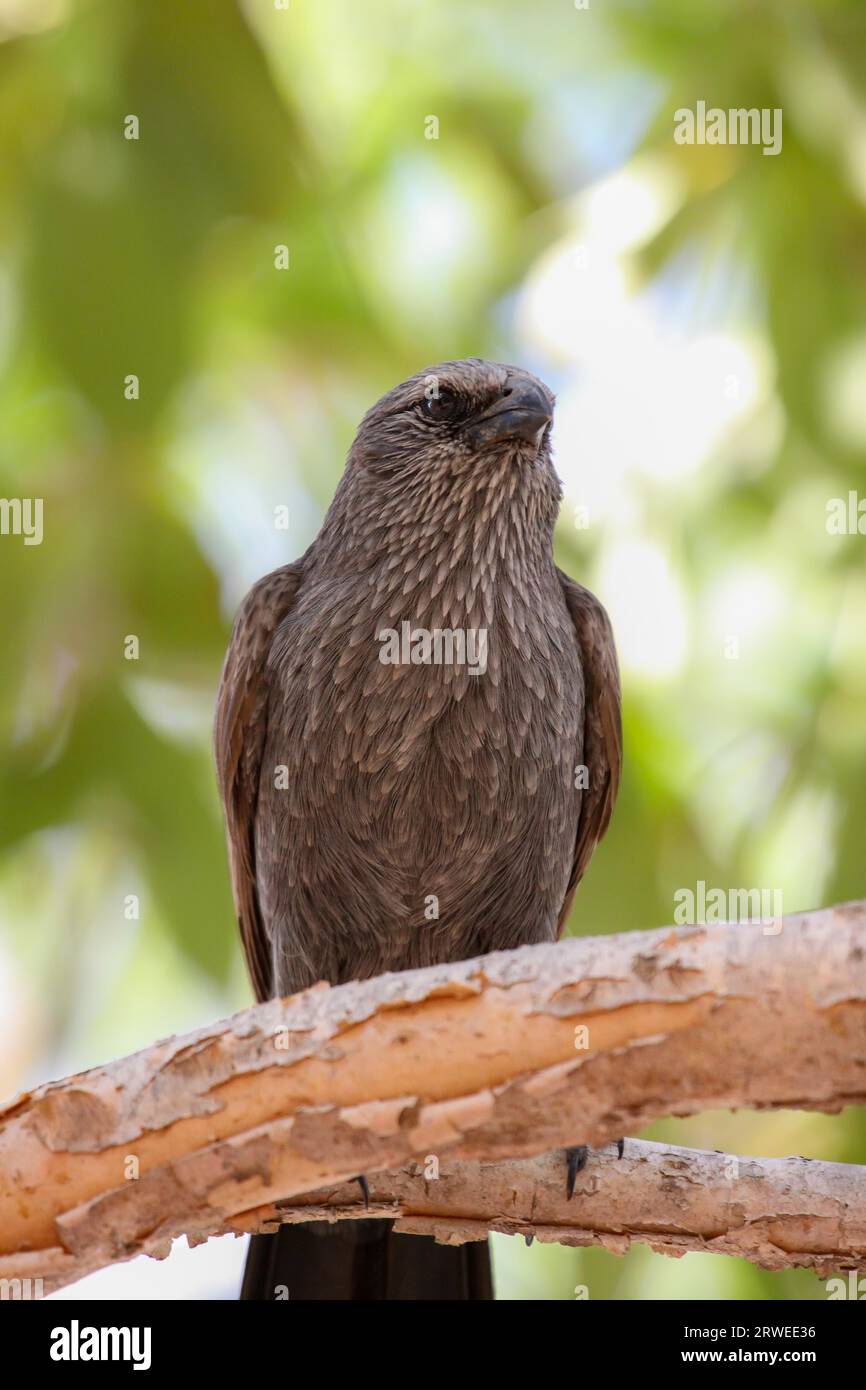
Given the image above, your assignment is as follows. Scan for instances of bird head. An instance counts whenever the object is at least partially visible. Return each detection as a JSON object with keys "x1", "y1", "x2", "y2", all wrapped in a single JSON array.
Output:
[{"x1": 349, "y1": 358, "x2": 555, "y2": 482}]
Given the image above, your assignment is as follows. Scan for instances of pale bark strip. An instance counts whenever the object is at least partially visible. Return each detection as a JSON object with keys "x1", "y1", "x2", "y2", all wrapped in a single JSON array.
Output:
[
  {"x1": 231, "y1": 1139, "x2": 866, "y2": 1279},
  {"x1": 0, "y1": 901, "x2": 864, "y2": 1294}
]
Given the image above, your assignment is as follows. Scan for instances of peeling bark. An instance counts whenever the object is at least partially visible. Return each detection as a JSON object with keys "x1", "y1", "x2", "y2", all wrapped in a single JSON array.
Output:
[
  {"x1": 1, "y1": 902, "x2": 864, "y2": 1294},
  {"x1": 233, "y1": 1139, "x2": 866, "y2": 1279}
]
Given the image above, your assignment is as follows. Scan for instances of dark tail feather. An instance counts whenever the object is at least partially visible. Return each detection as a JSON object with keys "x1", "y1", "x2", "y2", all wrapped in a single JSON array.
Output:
[{"x1": 240, "y1": 1220, "x2": 493, "y2": 1300}]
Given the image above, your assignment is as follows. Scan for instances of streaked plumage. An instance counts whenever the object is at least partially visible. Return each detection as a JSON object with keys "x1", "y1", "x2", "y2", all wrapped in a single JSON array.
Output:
[{"x1": 216, "y1": 358, "x2": 621, "y2": 1002}]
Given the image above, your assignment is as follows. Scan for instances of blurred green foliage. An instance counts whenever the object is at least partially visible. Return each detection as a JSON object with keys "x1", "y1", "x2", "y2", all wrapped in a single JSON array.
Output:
[{"x1": 0, "y1": 0, "x2": 864, "y2": 1299}]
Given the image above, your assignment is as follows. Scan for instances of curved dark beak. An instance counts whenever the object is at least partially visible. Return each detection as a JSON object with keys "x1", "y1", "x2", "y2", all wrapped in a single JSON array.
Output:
[{"x1": 466, "y1": 373, "x2": 553, "y2": 448}]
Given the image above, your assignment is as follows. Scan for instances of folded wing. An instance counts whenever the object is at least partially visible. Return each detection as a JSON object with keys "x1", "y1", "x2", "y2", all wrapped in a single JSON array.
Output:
[
  {"x1": 214, "y1": 563, "x2": 304, "y2": 1001},
  {"x1": 556, "y1": 570, "x2": 622, "y2": 934}
]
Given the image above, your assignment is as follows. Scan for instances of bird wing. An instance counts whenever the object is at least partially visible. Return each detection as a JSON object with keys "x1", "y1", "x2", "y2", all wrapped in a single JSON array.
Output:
[
  {"x1": 214, "y1": 562, "x2": 304, "y2": 1001},
  {"x1": 555, "y1": 569, "x2": 623, "y2": 935}
]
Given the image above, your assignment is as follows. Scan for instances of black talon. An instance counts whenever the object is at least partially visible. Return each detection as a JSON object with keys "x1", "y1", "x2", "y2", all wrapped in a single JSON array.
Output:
[
  {"x1": 524, "y1": 1234, "x2": 534, "y2": 1248},
  {"x1": 616, "y1": 1137, "x2": 625, "y2": 1160},
  {"x1": 354, "y1": 1174, "x2": 370, "y2": 1207},
  {"x1": 565, "y1": 1145, "x2": 589, "y2": 1201}
]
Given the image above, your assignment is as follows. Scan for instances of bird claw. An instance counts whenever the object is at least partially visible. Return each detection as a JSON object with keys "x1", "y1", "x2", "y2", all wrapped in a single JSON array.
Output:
[
  {"x1": 565, "y1": 1139, "x2": 625, "y2": 1198},
  {"x1": 565, "y1": 1145, "x2": 589, "y2": 1200},
  {"x1": 354, "y1": 1174, "x2": 370, "y2": 1207}
]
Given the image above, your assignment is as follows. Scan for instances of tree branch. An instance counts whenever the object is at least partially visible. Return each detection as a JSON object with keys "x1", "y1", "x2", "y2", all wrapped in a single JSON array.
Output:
[
  {"x1": 229, "y1": 1139, "x2": 866, "y2": 1278},
  {"x1": 1, "y1": 901, "x2": 864, "y2": 1293}
]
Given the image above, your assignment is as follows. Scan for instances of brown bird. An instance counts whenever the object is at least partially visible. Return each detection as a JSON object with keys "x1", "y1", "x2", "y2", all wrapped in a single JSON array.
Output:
[{"x1": 214, "y1": 358, "x2": 622, "y2": 1299}]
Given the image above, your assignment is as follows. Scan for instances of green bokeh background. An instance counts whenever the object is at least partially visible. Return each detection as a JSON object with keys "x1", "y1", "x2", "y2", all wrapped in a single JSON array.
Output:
[{"x1": 0, "y1": 0, "x2": 864, "y2": 1299}]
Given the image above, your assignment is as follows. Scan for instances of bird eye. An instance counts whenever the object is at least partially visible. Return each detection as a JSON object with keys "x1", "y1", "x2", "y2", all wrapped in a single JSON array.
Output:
[{"x1": 419, "y1": 386, "x2": 460, "y2": 422}]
